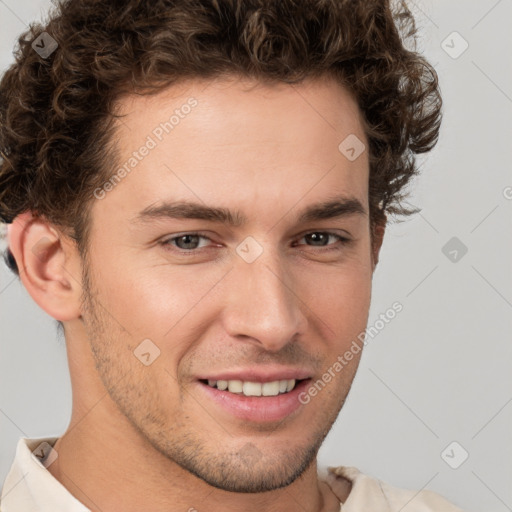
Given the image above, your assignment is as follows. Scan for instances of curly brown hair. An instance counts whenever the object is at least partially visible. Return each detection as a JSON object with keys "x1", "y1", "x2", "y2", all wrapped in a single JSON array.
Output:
[{"x1": 0, "y1": 0, "x2": 442, "y2": 276}]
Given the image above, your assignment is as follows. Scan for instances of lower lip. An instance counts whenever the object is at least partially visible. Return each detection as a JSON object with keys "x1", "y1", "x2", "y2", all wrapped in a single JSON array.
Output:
[{"x1": 196, "y1": 379, "x2": 311, "y2": 423}]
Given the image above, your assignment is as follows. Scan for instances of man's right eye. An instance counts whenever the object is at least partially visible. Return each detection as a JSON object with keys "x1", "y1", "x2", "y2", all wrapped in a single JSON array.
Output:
[{"x1": 160, "y1": 232, "x2": 215, "y2": 252}]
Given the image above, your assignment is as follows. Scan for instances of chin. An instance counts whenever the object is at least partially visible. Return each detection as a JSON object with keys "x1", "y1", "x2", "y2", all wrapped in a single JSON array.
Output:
[
  {"x1": 161, "y1": 435, "x2": 323, "y2": 494},
  {"x1": 188, "y1": 456, "x2": 314, "y2": 493}
]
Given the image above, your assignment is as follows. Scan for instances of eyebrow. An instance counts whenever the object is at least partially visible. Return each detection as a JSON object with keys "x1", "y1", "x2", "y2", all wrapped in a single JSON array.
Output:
[{"x1": 133, "y1": 194, "x2": 367, "y2": 227}]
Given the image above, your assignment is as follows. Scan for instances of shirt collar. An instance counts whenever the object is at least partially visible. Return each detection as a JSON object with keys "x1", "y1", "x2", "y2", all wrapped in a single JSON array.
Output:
[{"x1": 1, "y1": 437, "x2": 90, "y2": 512}]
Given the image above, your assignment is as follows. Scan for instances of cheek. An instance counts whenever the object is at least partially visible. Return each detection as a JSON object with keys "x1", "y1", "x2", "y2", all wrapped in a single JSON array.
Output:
[
  {"x1": 296, "y1": 259, "x2": 373, "y2": 320},
  {"x1": 91, "y1": 254, "x2": 228, "y2": 342}
]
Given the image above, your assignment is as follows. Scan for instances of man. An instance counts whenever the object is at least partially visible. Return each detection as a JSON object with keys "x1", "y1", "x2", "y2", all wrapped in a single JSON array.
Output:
[{"x1": 0, "y1": 0, "x2": 463, "y2": 510}]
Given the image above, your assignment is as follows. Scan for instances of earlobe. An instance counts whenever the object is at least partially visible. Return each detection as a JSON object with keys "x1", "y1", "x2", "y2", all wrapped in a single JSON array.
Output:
[{"x1": 7, "y1": 211, "x2": 83, "y2": 321}]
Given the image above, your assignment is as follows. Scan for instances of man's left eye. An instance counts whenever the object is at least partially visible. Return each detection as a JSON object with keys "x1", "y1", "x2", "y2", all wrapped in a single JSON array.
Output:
[
  {"x1": 299, "y1": 231, "x2": 351, "y2": 250},
  {"x1": 296, "y1": 232, "x2": 350, "y2": 248}
]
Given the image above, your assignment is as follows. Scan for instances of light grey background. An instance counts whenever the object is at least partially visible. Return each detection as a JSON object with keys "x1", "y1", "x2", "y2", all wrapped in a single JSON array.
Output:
[{"x1": 1, "y1": 1, "x2": 511, "y2": 511}]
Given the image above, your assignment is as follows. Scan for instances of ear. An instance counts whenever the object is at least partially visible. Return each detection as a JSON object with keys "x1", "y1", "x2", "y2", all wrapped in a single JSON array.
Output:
[
  {"x1": 7, "y1": 211, "x2": 83, "y2": 321},
  {"x1": 371, "y1": 215, "x2": 386, "y2": 270}
]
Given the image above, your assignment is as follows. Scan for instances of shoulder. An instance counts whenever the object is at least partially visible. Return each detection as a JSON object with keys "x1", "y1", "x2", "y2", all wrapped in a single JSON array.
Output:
[{"x1": 320, "y1": 465, "x2": 465, "y2": 512}]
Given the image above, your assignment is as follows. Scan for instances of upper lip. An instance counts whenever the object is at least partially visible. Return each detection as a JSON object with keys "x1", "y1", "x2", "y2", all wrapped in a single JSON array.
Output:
[{"x1": 197, "y1": 366, "x2": 313, "y2": 383}]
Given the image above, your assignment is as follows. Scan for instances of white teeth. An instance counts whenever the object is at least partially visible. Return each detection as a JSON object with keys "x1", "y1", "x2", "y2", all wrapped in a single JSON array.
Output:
[
  {"x1": 262, "y1": 381, "x2": 280, "y2": 396},
  {"x1": 243, "y1": 381, "x2": 262, "y2": 396},
  {"x1": 228, "y1": 380, "x2": 243, "y2": 393},
  {"x1": 205, "y1": 378, "x2": 297, "y2": 396}
]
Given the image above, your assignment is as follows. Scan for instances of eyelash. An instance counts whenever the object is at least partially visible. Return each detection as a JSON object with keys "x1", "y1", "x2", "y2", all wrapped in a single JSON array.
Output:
[{"x1": 160, "y1": 231, "x2": 352, "y2": 255}]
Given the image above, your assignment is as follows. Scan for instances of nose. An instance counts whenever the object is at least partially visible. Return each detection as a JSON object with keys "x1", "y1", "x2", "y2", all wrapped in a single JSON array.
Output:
[{"x1": 222, "y1": 248, "x2": 307, "y2": 352}]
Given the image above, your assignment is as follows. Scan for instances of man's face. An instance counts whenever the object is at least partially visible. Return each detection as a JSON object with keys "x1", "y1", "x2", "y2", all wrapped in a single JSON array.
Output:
[{"x1": 80, "y1": 75, "x2": 378, "y2": 492}]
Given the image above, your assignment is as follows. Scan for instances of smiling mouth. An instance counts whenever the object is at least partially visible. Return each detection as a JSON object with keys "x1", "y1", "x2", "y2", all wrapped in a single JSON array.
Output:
[{"x1": 199, "y1": 378, "x2": 308, "y2": 397}]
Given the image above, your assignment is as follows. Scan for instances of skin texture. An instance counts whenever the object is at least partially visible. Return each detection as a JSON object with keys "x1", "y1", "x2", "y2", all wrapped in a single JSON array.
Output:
[{"x1": 8, "y1": 74, "x2": 385, "y2": 512}]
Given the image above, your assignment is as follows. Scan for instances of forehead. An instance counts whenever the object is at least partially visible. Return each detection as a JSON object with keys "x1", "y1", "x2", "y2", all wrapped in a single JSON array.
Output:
[
  {"x1": 97, "y1": 75, "x2": 369, "y2": 227},
  {"x1": 114, "y1": 74, "x2": 365, "y2": 147}
]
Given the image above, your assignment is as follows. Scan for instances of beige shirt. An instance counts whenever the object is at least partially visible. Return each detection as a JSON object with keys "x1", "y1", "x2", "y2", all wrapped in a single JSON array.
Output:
[{"x1": 1, "y1": 437, "x2": 464, "y2": 511}]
